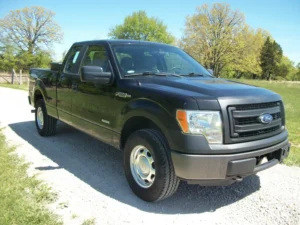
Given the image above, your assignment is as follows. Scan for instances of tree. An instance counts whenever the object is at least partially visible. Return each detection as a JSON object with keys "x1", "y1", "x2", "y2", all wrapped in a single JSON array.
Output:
[
  {"x1": 0, "y1": 6, "x2": 62, "y2": 71},
  {"x1": 293, "y1": 62, "x2": 300, "y2": 81},
  {"x1": 273, "y1": 56, "x2": 296, "y2": 80},
  {"x1": 0, "y1": 44, "x2": 18, "y2": 72},
  {"x1": 180, "y1": 3, "x2": 245, "y2": 77},
  {"x1": 108, "y1": 11, "x2": 175, "y2": 44},
  {"x1": 0, "y1": 6, "x2": 63, "y2": 54},
  {"x1": 260, "y1": 37, "x2": 283, "y2": 80},
  {"x1": 228, "y1": 28, "x2": 270, "y2": 79}
]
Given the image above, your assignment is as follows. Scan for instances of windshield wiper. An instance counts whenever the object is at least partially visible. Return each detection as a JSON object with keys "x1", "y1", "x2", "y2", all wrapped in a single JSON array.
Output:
[
  {"x1": 125, "y1": 71, "x2": 182, "y2": 77},
  {"x1": 183, "y1": 72, "x2": 213, "y2": 77},
  {"x1": 187, "y1": 72, "x2": 205, "y2": 77}
]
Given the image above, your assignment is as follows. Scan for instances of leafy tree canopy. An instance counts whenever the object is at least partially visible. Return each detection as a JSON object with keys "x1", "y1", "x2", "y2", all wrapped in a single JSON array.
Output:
[
  {"x1": 0, "y1": 6, "x2": 62, "y2": 72},
  {"x1": 108, "y1": 11, "x2": 175, "y2": 44}
]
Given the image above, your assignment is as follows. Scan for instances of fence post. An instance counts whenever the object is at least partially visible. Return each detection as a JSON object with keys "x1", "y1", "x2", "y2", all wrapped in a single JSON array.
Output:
[
  {"x1": 19, "y1": 69, "x2": 22, "y2": 85},
  {"x1": 11, "y1": 69, "x2": 15, "y2": 84}
]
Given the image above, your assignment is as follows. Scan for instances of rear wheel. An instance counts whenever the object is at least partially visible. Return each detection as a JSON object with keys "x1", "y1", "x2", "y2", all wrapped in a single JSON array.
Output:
[
  {"x1": 35, "y1": 99, "x2": 57, "y2": 136},
  {"x1": 124, "y1": 129, "x2": 179, "y2": 202}
]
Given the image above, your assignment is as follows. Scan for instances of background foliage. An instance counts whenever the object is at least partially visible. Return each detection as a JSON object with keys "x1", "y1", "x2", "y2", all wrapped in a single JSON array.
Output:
[
  {"x1": 108, "y1": 10, "x2": 175, "y2": 44},
  {"x1": 0, "y1": 6, "x2": 62, "y2": 72},
  {"x1": 0, "y1": 4, "x2": 299, "y2": 80},
  {"x1": 179, "y1": 3, "x2": 299, "y2": 80}
]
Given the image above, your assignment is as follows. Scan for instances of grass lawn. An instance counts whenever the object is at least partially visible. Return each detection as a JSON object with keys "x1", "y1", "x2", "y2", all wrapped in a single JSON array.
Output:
[
  {"x1": 0, "y1": 82, "x2": 29, "y2": 91},
  {"x1": 236, "y1": 80, "x2": 300, "y2": 166},
  {"x1": 0, "y1": 131, "x2": 61, "y2": 225}
]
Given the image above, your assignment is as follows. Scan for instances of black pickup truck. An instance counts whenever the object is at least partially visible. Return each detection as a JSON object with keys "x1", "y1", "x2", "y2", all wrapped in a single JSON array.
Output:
[{"x1": 28, "y1": 40, "x2": 290, "y2": 202}]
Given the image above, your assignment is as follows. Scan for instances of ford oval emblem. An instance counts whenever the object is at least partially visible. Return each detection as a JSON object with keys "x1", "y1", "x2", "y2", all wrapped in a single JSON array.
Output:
[{"x1": 259, "y1": 113, "x2": 273, "y2": 124}]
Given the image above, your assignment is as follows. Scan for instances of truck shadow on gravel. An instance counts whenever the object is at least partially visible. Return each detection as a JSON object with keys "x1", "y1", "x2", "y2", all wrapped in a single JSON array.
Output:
[{"x1": 9, "y1": 121, "x2": 261, "y2": 214}]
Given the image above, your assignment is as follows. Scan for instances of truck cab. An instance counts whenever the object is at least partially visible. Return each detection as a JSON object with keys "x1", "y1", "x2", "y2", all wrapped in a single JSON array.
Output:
[{"x1": 28, "y1": 40, "x2": 290, "y2": 202}]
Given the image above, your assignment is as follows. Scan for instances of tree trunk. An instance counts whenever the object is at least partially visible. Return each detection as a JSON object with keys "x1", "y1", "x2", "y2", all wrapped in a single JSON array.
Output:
[
  {"x1": 19, "y1": 70, "x2": 22, "y2": 85},
  {"x1": 236, "y1": 71, "x2": 243, "y2": 79}
]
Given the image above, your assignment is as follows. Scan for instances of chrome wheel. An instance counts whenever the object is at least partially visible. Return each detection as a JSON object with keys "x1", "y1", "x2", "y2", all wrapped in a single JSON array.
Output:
[
  {"x1": 130, "y1": 145, "x2": 156, "y2": 188},
  {"x1": 37, "y1": 107, "x2": 44, "y2": 129}
]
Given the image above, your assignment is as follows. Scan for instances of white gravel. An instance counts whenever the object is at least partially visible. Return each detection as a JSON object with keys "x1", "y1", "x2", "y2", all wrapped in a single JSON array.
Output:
[{"x1": 0, "y1": 87, "x2": 300, "y2": 225}]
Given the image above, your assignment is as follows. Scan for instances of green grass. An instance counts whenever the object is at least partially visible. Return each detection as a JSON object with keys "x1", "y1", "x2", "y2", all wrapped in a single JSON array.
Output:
[
  {"x1": 0, "y1": 82, "x2": 29, "y2": 91},
  {"x1": 0, "y1": 131, "x2": 62, "y2": 225},
  {"x1": 235, "y1": 80, "x2": 300, "y2": 166}
]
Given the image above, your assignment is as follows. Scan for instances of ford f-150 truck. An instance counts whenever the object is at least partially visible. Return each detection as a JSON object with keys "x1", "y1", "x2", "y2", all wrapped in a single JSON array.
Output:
[{"x1": 28, "y1": 40, "x2": 290, "y2": 202}]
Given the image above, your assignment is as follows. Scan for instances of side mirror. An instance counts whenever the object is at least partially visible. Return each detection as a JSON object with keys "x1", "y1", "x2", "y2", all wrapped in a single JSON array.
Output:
[
  {"x1": 81, "y1": 66, "x2": 112, "y2": 84},
  {"x1": 207, "y1": 69, "x2": 214, "y2": 75},
  {"x1": 51, "y1": 62, "x2": 62, "y2": 72}
]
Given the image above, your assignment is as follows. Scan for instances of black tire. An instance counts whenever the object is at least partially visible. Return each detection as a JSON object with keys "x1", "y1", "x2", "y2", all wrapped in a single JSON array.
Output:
[
  {"x1": 35, "y1": 99, "x2": 57, "y2": 136},
  {"x1": 124, "y1": 129, "x2": 180, "y2": 202}
]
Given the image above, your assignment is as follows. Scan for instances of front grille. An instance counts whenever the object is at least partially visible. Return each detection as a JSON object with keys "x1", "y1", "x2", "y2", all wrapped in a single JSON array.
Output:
[
  {"x1": 228, "y1": 101, "x2": 283, "y2": 142},
  {"x1": 238, "y1": 125, "x2": 281, "y2": 138},
  {"x1": 235, "y1": 112, "x2": 281, "y2": 125},
  {"x1": 235, "y1": 102, "x2": 279, "y2": 111}
]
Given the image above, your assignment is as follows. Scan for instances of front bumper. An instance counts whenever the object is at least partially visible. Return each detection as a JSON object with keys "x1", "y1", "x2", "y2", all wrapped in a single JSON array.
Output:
[{"x1": 171, "y1": 138, "x2": 290, "y2": 185}]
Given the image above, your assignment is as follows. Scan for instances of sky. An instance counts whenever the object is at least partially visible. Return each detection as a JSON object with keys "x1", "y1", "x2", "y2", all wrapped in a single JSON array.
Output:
[{"x1": 0, "y1": 0, "x2": 299, "y2": 63}]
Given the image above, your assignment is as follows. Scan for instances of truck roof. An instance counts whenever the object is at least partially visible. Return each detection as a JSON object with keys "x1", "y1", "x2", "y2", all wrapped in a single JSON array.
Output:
[{"x1": 73, "y1": 39, "x2": 173, "y2": 47}]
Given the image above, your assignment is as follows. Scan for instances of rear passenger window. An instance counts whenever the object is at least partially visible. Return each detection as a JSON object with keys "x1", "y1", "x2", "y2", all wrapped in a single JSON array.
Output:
[
  {"x1": 82, "y1": 45, "x2": 110, "y2": 72},
  {"x1": 64, "y1": 46, "x2": 82, "y2": 74}
]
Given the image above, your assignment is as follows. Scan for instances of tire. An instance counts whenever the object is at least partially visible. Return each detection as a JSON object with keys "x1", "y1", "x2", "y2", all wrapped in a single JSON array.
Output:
[
  {"x1": 35, "y1": 99, "x2": 57, "y2": 136},
  {"x1": 124, "y1": 129, "x2": 180, "y2": 202}
]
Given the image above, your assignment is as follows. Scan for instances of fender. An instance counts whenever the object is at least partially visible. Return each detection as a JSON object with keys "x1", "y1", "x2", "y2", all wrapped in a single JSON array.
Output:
[
  {"x1": 30, "y1": 68, "x2": 49, "y2": 105},
  {"x1": 118, "y1": 98, "x2": 180, "y2": 144},
  {"x1": 32, "y1": 81, "x2": 47, "y2": 106},
  {"x1": 31, "y1": 71, "x2": 58, "y2": 119}
]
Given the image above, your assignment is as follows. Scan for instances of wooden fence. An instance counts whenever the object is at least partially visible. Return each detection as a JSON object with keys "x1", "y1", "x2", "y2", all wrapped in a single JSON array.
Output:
[{"x1": 0, "y1": 70, "x2": 29, "y2": 85}]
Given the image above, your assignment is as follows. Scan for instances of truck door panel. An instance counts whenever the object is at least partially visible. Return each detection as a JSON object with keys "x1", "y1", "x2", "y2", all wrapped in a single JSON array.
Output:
[{"x1": 72, "y1": 45, "x2": 117, "y2": 145}]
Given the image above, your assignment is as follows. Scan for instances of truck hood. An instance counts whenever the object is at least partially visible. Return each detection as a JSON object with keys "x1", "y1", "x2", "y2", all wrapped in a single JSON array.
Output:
[
  {"x1": 134, "y1": 77, "x2": 279, "y2": 99},
  {"x1": 131, "y1": 77, "x2": 282, "y2": 110}
]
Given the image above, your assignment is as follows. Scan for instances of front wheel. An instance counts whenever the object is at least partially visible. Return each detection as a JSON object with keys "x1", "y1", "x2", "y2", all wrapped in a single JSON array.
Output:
[
  {"x1": 35, "y1": 99, "x2": 57, "y2": 136},
  {"x1": 124, "y1": 129, "x2": 179, "y2": 202}
]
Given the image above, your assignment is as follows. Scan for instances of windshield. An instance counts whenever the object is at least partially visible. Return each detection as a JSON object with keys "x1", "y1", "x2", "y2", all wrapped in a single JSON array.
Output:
[{"x1": 111, "y1": 44, "x2": 212, "y2": 77}]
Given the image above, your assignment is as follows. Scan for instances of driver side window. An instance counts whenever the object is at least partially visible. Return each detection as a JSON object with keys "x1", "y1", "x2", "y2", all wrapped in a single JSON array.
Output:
[{"x1": 82, "y1": 45, "x2": 111, "y2": 72}]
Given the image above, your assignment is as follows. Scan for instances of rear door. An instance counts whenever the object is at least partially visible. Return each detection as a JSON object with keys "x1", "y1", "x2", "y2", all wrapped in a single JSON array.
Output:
[{"x1": 57, "y1": 45, "x2": 84, "y2": 124}]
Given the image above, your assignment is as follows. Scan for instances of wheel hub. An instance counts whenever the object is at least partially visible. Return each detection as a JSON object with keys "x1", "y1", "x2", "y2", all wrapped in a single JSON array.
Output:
[
  {"x1": 137, "y1": 156, "x2": 151, "y2": 176},
  {"x1": 130, "y1": 145, "x2": 155, "y2": 188}
]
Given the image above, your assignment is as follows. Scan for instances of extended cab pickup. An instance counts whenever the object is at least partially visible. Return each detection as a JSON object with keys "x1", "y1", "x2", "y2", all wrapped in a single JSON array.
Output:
[{"x1": 28, "y1": 40, "x2": 290, "y2": 202}]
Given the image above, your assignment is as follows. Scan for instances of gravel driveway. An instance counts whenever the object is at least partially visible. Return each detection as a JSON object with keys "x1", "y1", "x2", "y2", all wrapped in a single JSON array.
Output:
[{"x1": 0, "y1": 87, "x2": 300, "y2": 225}]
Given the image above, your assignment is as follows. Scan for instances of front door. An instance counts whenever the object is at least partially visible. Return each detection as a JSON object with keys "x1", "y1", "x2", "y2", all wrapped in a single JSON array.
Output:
[{"x1": 72, "y1": 44, "x2": 117, "y2": 144}]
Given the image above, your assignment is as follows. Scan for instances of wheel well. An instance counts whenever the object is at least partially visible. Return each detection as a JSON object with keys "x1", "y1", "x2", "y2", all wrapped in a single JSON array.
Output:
[
  {"x1": 34, "y1": 90, "x2": 43, "y2": 107},
  {"x1": 120, "y1": 116, "x2": 167, "y2": 150}
]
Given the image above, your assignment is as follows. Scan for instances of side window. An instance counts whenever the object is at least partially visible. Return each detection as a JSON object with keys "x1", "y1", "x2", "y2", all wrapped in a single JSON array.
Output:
[
  {"x1": 82, "y1": 45, "x2": 110, "y2": 72},
  {"x1": 64, "y1": 46, "x2": 82, "y2": 74}
]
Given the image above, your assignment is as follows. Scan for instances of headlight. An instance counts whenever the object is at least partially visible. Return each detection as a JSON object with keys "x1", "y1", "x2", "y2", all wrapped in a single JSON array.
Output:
[{"x1": 176, "y1": 110, "x2": 223, "y2": 144}]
